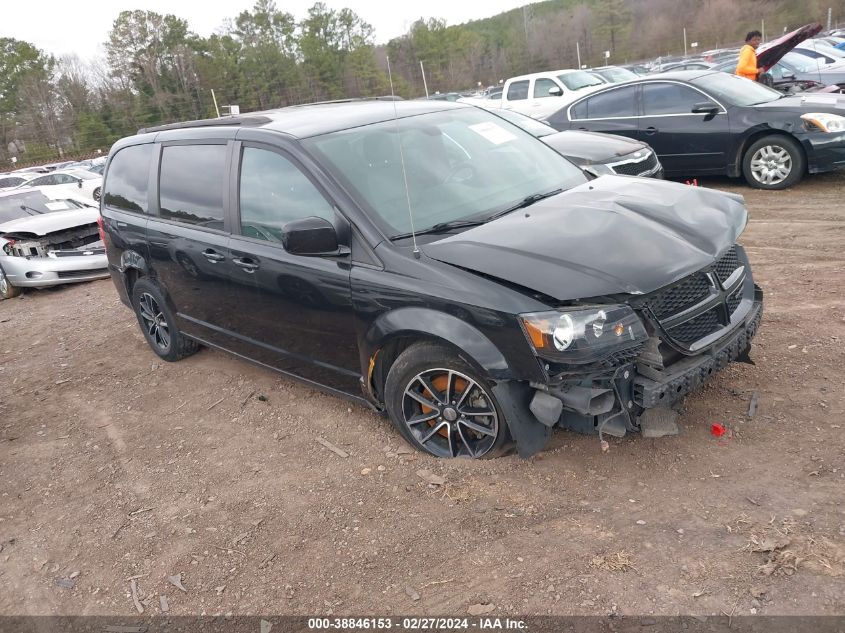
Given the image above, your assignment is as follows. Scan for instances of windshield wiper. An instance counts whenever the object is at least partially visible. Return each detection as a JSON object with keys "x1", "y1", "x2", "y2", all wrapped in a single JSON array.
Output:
[
  {"x1": 390, "y1": 218, "x2": 487, "y2": 241},
  {"x1": 486, "y1": 188, "x2": 564, "y2": 221},
  {"x1": 390, "y1": 188, "x2": 564, "y2": 241}
]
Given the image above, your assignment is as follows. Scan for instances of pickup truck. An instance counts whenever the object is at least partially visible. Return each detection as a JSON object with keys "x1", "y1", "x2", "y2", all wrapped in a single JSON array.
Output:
[{"x1": 459, "y1": 69, "x2": 607, "y2": 120}]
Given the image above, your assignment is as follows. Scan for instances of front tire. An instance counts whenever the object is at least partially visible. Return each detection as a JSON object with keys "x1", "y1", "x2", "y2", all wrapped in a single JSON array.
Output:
[
  {"x1": 742, "y1": 135, "x2": 805, "y2": 190},
  {"x1": 384, "y1": 343, "x2": 510, "y2": 459},
  {"x1": 131, "y1": 278, "x2": 198, "y2": 362},
  {"x1": 0, "y1": 268, "x2": 22, "y2": 299},
  {"x1": 93, "y1": 187, "x2": 102, "y2": 202}
]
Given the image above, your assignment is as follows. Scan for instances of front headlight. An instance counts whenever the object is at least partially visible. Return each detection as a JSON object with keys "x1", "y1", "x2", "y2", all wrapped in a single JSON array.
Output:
[
  {"x1": 801, "y1": 112, "x2": 845, "y2": 133},
  {"x1": 520, "y1": 305, "x2": 648, "y2": 364}
]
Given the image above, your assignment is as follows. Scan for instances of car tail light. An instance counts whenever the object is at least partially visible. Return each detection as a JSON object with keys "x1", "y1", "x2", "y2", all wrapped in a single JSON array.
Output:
[{"x1": 97, "y1": 215, "x2": 107, "y2": 244}]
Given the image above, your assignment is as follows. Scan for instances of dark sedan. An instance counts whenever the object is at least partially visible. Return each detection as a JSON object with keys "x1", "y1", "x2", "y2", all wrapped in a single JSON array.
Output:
[
  {"x1": 489, "y1": 108, "x2": 663, "y2": 178},
  {"x1": 547, "y1": 70, "x2": 845, "y2": 189}
]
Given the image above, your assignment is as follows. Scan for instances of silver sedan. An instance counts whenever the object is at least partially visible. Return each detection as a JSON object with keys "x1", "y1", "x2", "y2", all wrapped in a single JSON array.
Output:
[{"x1": 0, "y1": 189, "x2": 108, "y2": 299}]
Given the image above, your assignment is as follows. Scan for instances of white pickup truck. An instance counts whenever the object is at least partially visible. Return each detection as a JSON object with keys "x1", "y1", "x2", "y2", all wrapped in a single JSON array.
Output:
[{"x1": 459, "y1": 69, "x2": 607, "y2": 120}]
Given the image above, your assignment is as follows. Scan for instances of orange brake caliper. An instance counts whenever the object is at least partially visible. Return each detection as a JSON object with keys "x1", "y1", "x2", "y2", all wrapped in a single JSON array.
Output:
[{"x1": 421, "y1": 375, "x2": 468, "y2": 438}]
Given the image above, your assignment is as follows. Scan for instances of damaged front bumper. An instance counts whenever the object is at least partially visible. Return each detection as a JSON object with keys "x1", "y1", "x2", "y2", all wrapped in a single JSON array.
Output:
[{"x1": 504, "y1": 246, "x2": 763, "y2": 455}]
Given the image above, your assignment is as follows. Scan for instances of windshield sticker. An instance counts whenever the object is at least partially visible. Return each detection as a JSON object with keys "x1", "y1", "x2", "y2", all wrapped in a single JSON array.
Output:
[
  {"x1": 469, "y1": 121, "x2": 517, "y2": 145},
  {"x1": 45, "y1": 201, "x2": 71, "y2": 211}
]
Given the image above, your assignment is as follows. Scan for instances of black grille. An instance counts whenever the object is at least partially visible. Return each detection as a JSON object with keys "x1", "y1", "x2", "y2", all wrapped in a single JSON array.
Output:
[
  {"x1": 643, "y1": 273, "x2": 711, "y2": 319},
  {"x1": 610, "y1": 152, "x2": 659, "y2": 176},
  {"x1": 596, "y1": 344, "x2": 644, "y2": 369},
  {"x1": 713, "y1": 246, "x2": 740, "y2": 284},
  {"x1": 666, "y1": 309, "x2": 721, "y2": 345},
  {"x1": 56, "y1": 268, "x2": 108, "y2": 279},
  {"x1": 727, "y1": 287, "x2": 742, "y2": 315}
]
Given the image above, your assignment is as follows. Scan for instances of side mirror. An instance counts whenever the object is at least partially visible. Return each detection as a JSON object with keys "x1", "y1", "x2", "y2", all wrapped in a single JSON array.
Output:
[
  {"x1": 691, "y1": 102, "x2": 719, "y2": 115},
  {"x1": 77, "y1": 179, "x2": 83, "y2": 188},
  {"x1": 548, "y1": 86, "x2": 563, "y2": 96},
  {"x1": 782, "y1": 70, "x2": 795, "y2": 79},
  {"x1": 282, "y1": 216, "x2": 347, "y2": 256}
]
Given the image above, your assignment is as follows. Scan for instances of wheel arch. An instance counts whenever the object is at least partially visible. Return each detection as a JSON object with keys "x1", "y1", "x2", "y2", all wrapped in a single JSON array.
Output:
[
  {"x1": 732, "y1": 127, "x2": 807, "y2": 178},
  {"x1": 362, "y1": 307, "x2": 515, "y2": 404},
  {"x1": 119, "y1": 249, "x2": 151, "y2": 300}
]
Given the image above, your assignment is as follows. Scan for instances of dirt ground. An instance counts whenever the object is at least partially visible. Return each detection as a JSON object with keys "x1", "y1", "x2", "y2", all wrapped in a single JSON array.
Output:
[{"x1": 1, "y1": 174, "x2": 844, "y2": 619}]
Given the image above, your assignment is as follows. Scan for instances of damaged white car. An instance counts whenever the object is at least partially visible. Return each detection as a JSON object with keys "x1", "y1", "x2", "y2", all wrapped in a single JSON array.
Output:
[{"x1": 0, "y1": 189, "x2": 108, "y2": 299}]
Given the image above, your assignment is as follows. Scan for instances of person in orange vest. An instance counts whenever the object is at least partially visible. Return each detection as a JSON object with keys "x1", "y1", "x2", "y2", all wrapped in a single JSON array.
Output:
[{"x1": 736, "y1": 30, "x2": 763, "y2": 81}]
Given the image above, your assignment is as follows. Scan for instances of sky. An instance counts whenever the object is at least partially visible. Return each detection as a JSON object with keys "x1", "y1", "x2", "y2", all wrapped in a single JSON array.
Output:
[{"x1": 2, "y1": 0, "x2": 530, "y2": 61}]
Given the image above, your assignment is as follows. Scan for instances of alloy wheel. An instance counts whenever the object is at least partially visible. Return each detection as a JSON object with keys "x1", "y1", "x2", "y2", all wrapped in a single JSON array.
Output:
[
  {"x1": 0, "y1": 271, "x2": 8, "y2": 296},
  {"x1": 401, "y1": 368, "x2": 499, "y2": 458},
  {"x1": 138, "y1": 292, "x2": 171, "y2": 351},
  {"x1": 749, "y1": 145, "x2": 792, "y2": 186}
]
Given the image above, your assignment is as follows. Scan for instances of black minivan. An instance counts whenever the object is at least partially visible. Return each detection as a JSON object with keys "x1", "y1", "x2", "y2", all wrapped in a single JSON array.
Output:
[{"x1": 101, "y1": 100, "x2": 762, "y2": 459}]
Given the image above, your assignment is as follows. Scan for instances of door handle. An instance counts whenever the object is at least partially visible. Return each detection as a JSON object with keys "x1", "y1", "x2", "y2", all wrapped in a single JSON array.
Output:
[
  {"x1": 202, "y1": 250, "x2": 225, "y2": 263},
  {"x1": 232, "y1": 257, "x2": 259, "y2": 272},
  {"x1": 645, "y1": 126, "x2": 658, "y2": 136},
  {"x1": 116, "y1": 221, "x2": 127, "y2": 228}
]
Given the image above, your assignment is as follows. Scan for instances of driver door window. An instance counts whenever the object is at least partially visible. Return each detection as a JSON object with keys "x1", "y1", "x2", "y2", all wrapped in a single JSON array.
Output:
[
  {"x1": 238, "y1": 147, "x2": 334, "y2": 245},
  {"x1": 642, "y1": 83, "x2": 716, "y2": 115},
  {"x1": 533, "y1": 78, "x2": 559, "y2": 99}
]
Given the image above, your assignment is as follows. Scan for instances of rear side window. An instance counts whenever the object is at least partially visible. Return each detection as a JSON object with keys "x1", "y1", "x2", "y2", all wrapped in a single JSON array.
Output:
[
  {"x1": 572, "y1": 86, "x2": 637, "y2": 119},
  {"x1": 159, "y1": 144, "x2": 227, "y2": 227},
  {"x1": 507, "y1": 80, "x2": 529, "y2": 101},
  {"x1": 104, "y1": 144, "x2": 153, "y2": 213},
  {"x1": 0, "y1": 177, "x2": 23, "y2": 187},
  {"x1": 239, "y1": 147, "x2": 334, "y2": 244}
]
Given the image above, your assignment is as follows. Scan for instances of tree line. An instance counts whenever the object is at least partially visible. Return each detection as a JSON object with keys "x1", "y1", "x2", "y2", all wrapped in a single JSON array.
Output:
[{"x1": 1, "y1": 0, "x2": 843, "y2": 167}]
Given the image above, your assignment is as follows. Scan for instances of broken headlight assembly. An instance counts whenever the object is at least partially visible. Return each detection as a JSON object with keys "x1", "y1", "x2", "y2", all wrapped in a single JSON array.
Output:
[
  {"x1": 801, "y1": 112, "x2": 845, "y2": 133},
  {"x1": 520, "y1": 305, "x2": 648, "y2": 364}
]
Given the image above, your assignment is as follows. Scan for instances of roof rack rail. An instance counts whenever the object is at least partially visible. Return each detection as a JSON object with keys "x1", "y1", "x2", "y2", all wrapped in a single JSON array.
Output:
[
  {"x1": 286, "y1": 96, "x2": 404, "y2": 108},
  {"x1": 138, "y1": 115, "x2": 273, "y2": 135}
]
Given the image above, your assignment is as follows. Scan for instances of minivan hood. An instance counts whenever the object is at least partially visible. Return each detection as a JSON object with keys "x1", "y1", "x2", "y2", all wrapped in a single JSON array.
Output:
[
  {"x1": 0, "y1": 208, "x2": 99, "y2": 237},
  {"x1": 423, "y1": 177, "x2": 747, "y2": 301},
  {"x1": 541, "y1": 130, "x2": 647, "y2": 165}
]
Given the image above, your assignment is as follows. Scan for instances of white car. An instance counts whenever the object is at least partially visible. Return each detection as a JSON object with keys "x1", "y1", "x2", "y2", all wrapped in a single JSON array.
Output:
[
  {"x1": 0, "y1": 188, "x2": 107, "y2": 299},
  {"x1": 497, "y1": 69, "x2": 608, "y2": 119},
  {"x1": 15, "y1": 169, "x2": 103, "y2": 202}
]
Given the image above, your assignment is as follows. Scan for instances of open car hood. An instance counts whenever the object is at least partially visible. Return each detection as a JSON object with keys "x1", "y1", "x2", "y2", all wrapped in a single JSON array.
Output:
[
  {"x1": 758, "y1": 23, "x2": 823, "y2": 70},
  {"x1": 0, "y1": 208, "x2": 100, "y2": 238},
  {"x1": 422, "y1": 177, "x2": 747, "y2": 301}
]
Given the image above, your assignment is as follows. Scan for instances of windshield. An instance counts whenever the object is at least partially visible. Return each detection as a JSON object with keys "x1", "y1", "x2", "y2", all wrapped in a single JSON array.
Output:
[
  {"x1": 558, "y1": 71, "x2": 605, "y2": 91},
  {"x1": 691, "y1": 73, "x2": 782, "y2": 106},
  {"x1": 489, "y1": 109, "x2": 556, "y2": 138},
  {"x1": 781, "y1": 52, "x2": 822, "y2": 73},
  {"x1": 597, "y1": 67, "x2": 638, "y2": 82},
  {"x1": 304, "y1": 108, "x2": 585, "y2": 239},
  {"x1": 0, "y1": 191, "x2": 86, "y2": 223}
]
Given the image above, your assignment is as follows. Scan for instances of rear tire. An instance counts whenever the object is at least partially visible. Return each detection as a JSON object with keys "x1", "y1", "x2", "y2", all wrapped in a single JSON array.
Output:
[
  {"x1": 131, "y1": 278, "x2": 198, "y2": 362},
  {"x1": 384, "y1": 342, "x2": 510, "y2": 459},
  {"x1": 0, "y1": 268, "x2": 22, "y2": 299},
  {"x1": 742, "y1": 135, "x2": 805, "y2": 190}
]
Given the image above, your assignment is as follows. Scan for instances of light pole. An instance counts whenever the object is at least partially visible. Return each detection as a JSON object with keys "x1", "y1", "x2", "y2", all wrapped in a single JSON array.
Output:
[{"x1": 684, "y1": 27, "x2": 688, "y2": 57}]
